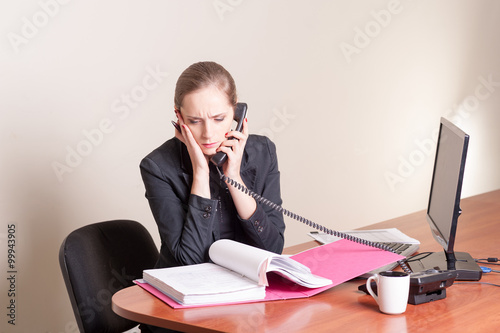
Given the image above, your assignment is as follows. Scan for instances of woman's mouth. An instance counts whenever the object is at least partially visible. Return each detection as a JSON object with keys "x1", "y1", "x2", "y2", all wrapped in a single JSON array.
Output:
[{"x1": 202, "y1": 142, "x2": 219, "y2": 149}]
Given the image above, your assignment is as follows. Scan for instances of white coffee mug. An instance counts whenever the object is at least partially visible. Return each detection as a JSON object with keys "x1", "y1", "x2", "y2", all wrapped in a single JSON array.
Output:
[{"x1": 366, "y1": 271, "x2": 410, "y2": 314}]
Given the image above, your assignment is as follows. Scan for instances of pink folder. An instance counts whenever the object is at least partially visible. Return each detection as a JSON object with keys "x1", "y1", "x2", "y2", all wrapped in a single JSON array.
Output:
[{"x1": 136, "y1": 239, "x2": 404, "y2": 309}]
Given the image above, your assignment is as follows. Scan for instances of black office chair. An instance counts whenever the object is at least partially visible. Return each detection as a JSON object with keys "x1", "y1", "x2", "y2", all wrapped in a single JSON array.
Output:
[{"x1": 59, "y1": 220, "x2": 159, "y2": 333}]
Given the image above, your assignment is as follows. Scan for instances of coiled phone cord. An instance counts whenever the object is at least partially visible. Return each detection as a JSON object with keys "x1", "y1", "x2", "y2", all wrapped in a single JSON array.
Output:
[{"x1": 217, "y1": 168, "x2": 412, "y2": 275}]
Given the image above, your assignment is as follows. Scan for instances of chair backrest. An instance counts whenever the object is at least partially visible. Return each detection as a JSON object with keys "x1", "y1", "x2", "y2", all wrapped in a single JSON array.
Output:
[{"x1": 59, "y1": 220, "x2": 159, "y2": 333}]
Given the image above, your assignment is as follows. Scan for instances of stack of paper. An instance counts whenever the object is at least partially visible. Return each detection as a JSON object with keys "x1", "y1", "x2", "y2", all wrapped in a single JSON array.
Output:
[{"x1": 143, "y1": 263, "x2": 265, "y2": 305}]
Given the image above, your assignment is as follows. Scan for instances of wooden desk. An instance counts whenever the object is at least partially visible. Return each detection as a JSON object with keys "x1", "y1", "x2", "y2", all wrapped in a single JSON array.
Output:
[{"x1": 112, "y1": 190, "x2": 500, "y2": 332}]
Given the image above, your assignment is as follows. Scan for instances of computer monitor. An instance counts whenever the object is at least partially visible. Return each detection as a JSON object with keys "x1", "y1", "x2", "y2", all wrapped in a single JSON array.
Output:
[{"x1": 407, "y1": 118, "x2": 482, "y2": 280}]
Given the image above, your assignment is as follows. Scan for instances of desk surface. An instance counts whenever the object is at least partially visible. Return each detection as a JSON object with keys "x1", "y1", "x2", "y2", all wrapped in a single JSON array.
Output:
[{"x1": 112, "y1": 190, "x2": 500, "y2": 332}]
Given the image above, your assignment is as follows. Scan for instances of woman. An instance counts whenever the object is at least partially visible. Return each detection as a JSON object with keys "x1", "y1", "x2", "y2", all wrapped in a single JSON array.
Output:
[{"x1": 140, "y1": 61, "x2": 285, "y2": 271}]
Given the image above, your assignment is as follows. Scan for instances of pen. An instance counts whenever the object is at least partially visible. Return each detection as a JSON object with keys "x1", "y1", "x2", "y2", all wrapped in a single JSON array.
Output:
[{"x1": 171, "y1": 120, "x2": 181, "y2": 132}]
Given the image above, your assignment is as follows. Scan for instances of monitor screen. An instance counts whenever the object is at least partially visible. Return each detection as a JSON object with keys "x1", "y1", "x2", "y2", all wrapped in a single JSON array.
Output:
[
  {"x1": 408, "y1": 118, "x2": 481, "y2": 280},
  {"x1": 426, "y1": 118, "x2": 469, "y2": 253}
]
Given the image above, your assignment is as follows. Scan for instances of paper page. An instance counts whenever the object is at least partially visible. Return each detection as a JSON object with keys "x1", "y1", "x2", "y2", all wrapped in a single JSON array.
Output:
[
  {"x1": 308, "y1": 228, "x2": 420, "y2": 245},
  {"x1": 209, "y1": 239, "x2": 275, "y2": 284},
  {"x1": 267, "y1": 257, "x2": 332, "y2": 288}
]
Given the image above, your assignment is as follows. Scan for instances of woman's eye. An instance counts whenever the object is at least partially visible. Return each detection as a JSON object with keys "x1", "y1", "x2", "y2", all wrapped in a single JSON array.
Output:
[
  {"x1": 215, "y1": 117, "x2": 225, "y2": 122},
  {"x1": 189, "y1": 120, "x2": 200, "y2": 124}
]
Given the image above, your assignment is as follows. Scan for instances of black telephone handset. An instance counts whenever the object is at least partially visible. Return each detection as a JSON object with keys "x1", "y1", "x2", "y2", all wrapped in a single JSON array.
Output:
[{"x1": 210, "y1": 102, "x2": 248, "y2": 167}]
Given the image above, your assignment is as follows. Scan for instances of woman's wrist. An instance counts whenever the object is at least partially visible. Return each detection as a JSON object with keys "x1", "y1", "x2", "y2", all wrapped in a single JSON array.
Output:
[
  {"x1": 191, "y1": 172, "x2": 210, "y2": 198},
  {"x1": 226, "y1": 177, "x2": 257, "y2": 220}
]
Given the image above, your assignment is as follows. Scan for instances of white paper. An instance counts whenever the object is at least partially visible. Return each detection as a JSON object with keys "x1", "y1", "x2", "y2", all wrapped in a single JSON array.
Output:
[
  {"x1": 143, "y1": 263, "x2": 265, "y2": 305},
  {"x1": 308, "y1": 228, "x2": 420, "y2": 245},
  {"x1": 209, "y1": 239, "x2": 332, "y2": 288},
  {"x1": 209, "y1": 239, "x2": 276, "y2": 285}
]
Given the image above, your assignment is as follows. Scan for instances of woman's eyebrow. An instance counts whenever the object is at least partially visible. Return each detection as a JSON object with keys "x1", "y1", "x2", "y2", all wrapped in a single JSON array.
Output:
[
  {"x1": 210, "y1": 112, "x2": 227, "y2": 118},
  {"x1": 185, "y1": 112, "x2": 227, "y2": 120}
]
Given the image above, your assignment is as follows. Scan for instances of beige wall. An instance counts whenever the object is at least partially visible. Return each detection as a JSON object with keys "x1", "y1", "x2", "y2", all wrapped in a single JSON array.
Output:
[{"x1": 1, "y1": 0, "x2": 500, "y2": 332}]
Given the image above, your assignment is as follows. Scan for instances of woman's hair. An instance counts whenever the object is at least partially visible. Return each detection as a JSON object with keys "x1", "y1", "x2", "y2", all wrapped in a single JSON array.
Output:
[{"x1": 174, "y1": 61, "x2": 237, "y2": 110}]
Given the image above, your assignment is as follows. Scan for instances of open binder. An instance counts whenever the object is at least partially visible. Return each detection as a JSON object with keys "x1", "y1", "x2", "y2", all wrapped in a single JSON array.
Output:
[{"x1": 136, "y1": 239, "x2": 404, "y2": 309}]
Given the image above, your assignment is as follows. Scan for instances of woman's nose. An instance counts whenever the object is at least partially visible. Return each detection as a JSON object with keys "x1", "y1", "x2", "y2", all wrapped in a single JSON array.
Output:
[{"x1": 202, "y1": 122, "x2": 212, "y2": 138}]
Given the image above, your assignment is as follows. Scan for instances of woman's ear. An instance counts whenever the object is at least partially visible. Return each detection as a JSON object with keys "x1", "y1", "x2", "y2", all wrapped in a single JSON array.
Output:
[{"x1": 174, "y1": 108, "x2": 182, "y2": 120}]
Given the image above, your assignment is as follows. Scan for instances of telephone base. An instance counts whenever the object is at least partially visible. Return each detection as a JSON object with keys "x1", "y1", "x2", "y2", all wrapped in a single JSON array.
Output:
[
  {"x1": 359, "y1": 281, "x2": 448, "y2": 305},
  {"x1": 409, "y1": 288, "x2": 447, "y2": 305},
  {"x1": 358, "y1": 269, "x2": 457, "y2": 305},
  {"x1": 407, "y1": 251, "x2": 482, "y2": 281}
]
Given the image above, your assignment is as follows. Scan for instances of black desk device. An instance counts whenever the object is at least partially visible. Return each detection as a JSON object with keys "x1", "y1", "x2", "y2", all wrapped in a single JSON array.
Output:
[{"x1": 358, "y1": 269, "x2": 457, "y2": 305}]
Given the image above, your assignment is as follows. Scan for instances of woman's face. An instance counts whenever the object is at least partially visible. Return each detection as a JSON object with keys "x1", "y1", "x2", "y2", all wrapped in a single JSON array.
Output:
[{"x1": 180, "y1": 85, "x2": 234, "y2": 157}]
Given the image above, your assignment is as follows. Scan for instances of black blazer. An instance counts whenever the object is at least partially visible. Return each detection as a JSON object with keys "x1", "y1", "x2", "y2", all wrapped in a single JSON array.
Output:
[{"x1": 140, "y1": 134, "x2": 286, "y2": 268}]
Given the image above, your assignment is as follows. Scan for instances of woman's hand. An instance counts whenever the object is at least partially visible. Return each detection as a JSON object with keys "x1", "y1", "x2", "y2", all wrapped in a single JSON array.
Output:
[
  {"x1": 217, "y1": 118, "x2": 248, "y2": 180},
  {"x1": 174, "y1": 110, "x2": 211, "y2": 197}
]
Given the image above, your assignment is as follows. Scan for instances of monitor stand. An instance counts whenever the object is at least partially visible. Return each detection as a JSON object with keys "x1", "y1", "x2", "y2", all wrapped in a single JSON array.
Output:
[{"x1": 408, "y1": 250, "x2": 482, "y2": 281}]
